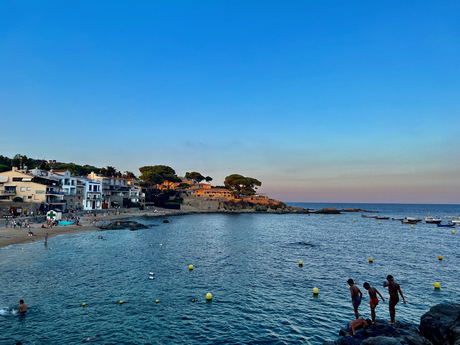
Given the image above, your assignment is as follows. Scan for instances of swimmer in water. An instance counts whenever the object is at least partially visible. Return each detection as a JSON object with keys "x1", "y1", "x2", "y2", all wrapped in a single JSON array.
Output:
[{"x1": 18, "y1": 300, "x2": 27, "y2": 314}]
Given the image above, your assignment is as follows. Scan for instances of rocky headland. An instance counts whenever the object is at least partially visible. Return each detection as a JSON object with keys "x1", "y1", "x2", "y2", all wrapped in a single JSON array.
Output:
[{"x1": 324, "y1": 303, "x2": 460, "y2": 345}]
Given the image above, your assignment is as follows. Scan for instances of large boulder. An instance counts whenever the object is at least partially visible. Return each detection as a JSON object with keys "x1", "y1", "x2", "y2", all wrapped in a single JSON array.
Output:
[
  {"x1": 327, "y1": 320, "x2": 432, "y2": 345},
  {"x1": 419, "y1": 303, "x2": 460, "y2": 345}
]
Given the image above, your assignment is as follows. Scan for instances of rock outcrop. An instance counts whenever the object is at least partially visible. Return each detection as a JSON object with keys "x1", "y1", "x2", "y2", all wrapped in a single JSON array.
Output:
[
  {"x1": 419, "y1": 303, "x2": 460, "y2": 345},
  {"x1": 95, "y1": 220, "x2": 149, "y2": 230},
  {"x1": 324, "y1": 303, "x2": 460, "y2": 345}
]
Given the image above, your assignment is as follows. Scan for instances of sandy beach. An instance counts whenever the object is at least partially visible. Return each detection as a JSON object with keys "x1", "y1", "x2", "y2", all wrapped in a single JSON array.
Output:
[{"x1": 0, "y1": 208, "x2": 180, "y2": 249}]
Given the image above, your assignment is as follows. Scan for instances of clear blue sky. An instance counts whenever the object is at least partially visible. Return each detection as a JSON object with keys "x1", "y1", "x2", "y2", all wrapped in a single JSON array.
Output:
[{"x1": 1, "y1": 1, "x2": 459, "y2": 203}]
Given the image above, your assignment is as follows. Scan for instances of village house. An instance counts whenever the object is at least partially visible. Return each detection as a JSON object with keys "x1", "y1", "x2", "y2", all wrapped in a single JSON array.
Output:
[{"x1": 0, "y1": 167, "x2": 65, "y2": 214}]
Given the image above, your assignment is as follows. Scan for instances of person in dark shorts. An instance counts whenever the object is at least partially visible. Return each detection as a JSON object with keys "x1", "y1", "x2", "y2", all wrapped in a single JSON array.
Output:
[
  {"x1": 363, "y1": 282, "x2": 385, "y2": 323},
  {"x1": 346, "y1": 318, "x2": 372, "y2": 335},
  {"x1": 348, "y1": 279, "x2": 363, "y2": 319},
  {"x1": 383, "y1": 275, "x2": 406, "y2": 324}
]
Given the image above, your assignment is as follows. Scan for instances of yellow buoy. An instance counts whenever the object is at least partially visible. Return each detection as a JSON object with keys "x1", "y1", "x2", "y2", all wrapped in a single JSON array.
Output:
[
  {"x1": 189, "y1": 265, "x2": 194, "y2": 270},
  {"x1": 353, "y1": 219, "x2": 356, "y2": 222},
  {"x1": 79, "y1": 246, "x2": 81, "y2": 249},
  {"x1": 160, "y1": 244, "x2": 163, "y2": 246},
  {"x1": 155, "y1": 299, "x2": 159, "y2": 303},
  {"x1": 21, "y1": 248, "x2": 24, "y2": 250},
  {"x1": 206, "y1": 292, "x2": 212, "y2": 300},
  {"x1": 452, "y1": 230, "x2": 455, "y2": 234},
  {"x1": 313, "y1": 287, "x2": 319, "y2": 295},
  {"x1": 369, "y1": 257, "x2": 373, "y2": 263},
  {"x1": 434, "y1": 282, "x2": 440, "y2": 289},
  {"x1": 82, "y1": 303, "x2": 86, "y2": 306},
  {"x1": 378, "y1": 221, "x2": 381, "y2": 224},
  {"x1": 119, "y1": 300, "x2": 123, "y2": 304},
  {"x1": 150, "y1": 244, "x2": 152, "y2": 246},
  {"x1": 321, "y1": 215, "x2": 324, "y2": 218},
  {"x1": 191, "y1": 299, "x2": 195, "y2": 302},
  {"x1": 332, "y1": 216, "x2": 334, "y2": 219},
  {"x1": 411, "y1": 225, "x2": 414, "y2": 229},
  {"x1": 299, "y1": 260, "x2": 303, "y2": 267},
  {"x1": 439, "y1": 255, "x2": 443, "y2": 260}
]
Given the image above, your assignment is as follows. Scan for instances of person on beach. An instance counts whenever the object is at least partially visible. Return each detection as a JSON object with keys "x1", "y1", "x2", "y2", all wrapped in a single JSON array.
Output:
[
  {"x1": 346, "y1": 318, "x2": 372, "y2": 335},
  {"x1": 383, "y1": 275, "x2": 406, "y2": 325},
  {"x1": 348, "y1": 279, "x2": 363, "y2": 319},
  {"x1": 363, "y1": 282, "x2": 385, "y2": 323},
  {"x1": 18, "y1": 300, "x2": 27, "y2": 314}
]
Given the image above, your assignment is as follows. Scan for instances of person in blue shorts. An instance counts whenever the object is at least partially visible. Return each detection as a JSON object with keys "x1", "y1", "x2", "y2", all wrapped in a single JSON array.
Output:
[
  {"x1": 348, "y1": 278, "x2": 363, "y2": 319},
  {"x1": 347, "y1": 318, "x2": 372, "y2": 335}
]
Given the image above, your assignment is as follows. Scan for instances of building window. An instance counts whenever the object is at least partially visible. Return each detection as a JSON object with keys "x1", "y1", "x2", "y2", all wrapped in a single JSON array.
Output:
[
  {"x1": 28, "y1": 196, "x2": 32, "y2": 199},
  {"x1": 27, "y1": 187, "x2": 31, "y2": 191},
  {"x1": 20, "y1": 187, "x2": 25, "y2": 192}
]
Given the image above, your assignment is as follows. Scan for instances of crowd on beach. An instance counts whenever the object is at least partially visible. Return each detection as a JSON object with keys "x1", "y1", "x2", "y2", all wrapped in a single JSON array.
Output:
[{"x1": 346, "y1": 275, "x2": 406, "y2": 335}]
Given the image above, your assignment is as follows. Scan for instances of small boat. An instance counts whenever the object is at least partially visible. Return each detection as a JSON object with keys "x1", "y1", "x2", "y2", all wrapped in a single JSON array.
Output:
[
  {"x1": 451, "y1": 220, "x2": 460, "y2": 225},
  {"x1": 375, "y1": 216, "x2": 389, "y2": 220},
  {"x1": 444, "y1": 216, "x2": 458, "y2": 219},
  {"x1": 401, "y1": 220, "x2": 419, "y2": 224},
  {"x1": 406, "y1": 217, "x2": 422, "y2": 223},
  {"x1": 362, "y1": 214, "x2": 378, "y2": 218},
  {"x1": 424, "y1": 216, "x2": 442, "y2": 224},
  {"x1": 437, "y1": 223, "x2": 455, "y2": 228},
  {"x1": 392, "y1": 218, "x2": 404, "y2": 221}
]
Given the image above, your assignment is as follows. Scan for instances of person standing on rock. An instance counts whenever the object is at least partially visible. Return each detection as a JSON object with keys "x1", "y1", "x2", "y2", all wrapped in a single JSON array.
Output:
[
  {"x1": 348, "y1": 278, "x2": 363, "y2": 319},
  {"x1": 363, "y1": 282, "x2": 385, "y2": 324},
  {"x1": 383, "y1": 275, "x2": 406, "y2": 325}
]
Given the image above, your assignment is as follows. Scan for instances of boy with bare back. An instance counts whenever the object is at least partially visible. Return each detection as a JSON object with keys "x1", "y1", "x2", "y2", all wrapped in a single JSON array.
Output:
[
  {"x1": 347, "y1": 279, "x2": 363, "y2": 319},
  {"x1": 363, "y1": 282, "x2": 385, "y2": 323},
  {"x1": 383, "y1": 275, "x2": 406, "y2": 325}
]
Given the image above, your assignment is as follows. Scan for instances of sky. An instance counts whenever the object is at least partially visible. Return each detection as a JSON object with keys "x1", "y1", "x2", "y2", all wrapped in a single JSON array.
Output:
[{"x1": 1, "y1": 1, "x2": 459, "y2": 204}]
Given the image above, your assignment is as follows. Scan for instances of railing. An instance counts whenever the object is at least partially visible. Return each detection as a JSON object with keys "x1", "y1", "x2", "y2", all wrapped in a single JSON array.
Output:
[
  {"x1": 46, "y1": 191, "x2": 66, "y2": 195},
  {"x1": 0, "y1": 190, "x2": 16, "y2": 195}
]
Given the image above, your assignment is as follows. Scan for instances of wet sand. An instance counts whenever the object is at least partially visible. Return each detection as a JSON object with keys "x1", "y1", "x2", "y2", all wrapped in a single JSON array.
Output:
[{"x1": 0, "y1": 209, "x2": 180, "y2": 249}]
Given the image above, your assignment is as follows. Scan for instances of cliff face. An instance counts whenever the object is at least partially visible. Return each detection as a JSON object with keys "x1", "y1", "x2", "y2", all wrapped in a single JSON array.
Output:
[
  {"x1": 180, "y1": 195, "x2": 308, "y2": 214},
  {"x1": 324, "y1": 303, "x2": 460, "y2": 345}
]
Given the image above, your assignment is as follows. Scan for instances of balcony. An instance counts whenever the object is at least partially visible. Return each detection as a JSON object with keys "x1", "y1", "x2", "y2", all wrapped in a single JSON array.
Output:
[
  {"x1": 1, "y1": 189, "x2": 16, "y2": 195},
  {"x1": 46, "y1": 190, "x2": 66, "y2": 195}
]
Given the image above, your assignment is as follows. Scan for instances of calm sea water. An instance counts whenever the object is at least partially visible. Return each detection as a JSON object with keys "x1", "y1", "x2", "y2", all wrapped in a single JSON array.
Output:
[{"x1": 1, "y1": 203, "x2": 459, "y2": 345}]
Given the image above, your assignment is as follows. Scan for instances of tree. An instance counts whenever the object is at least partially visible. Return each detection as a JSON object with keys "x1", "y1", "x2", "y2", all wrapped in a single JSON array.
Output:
[
  {"x1": 185, "y1": 171, "x2": 205, "y2": 183},
  {"x1": 123, "y1": 171, "x2": 136, "y2": 179},
  {"x1": 178, "y1": 183, "x2": 191, "y2": 190},
  {"x1": 224, "y1": 174, "x2": 262, "y2": 197},
  {"x1": 39, "y1": 160, "x2": 51, "y2": 171},
  {"x1": 0, "y1": 164, "x2": 10, "y2": 172},
  {"x1": 139, "y1": 165, "x2": 181, "y2": 186},
  {"x1": 100, "y1": 166, "x2": 117, "y2": 177},
  {"x1": 205, "y1": 176, "x2": 213, "y2": 183}
]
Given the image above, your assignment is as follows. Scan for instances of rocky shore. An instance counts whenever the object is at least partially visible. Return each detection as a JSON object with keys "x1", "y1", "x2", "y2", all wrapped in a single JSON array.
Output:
[{"x1": 324, "y1": 303, "x2": 460, "y2": 345}]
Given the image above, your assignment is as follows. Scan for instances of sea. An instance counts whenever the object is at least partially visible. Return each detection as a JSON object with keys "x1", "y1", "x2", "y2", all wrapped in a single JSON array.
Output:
[{"x1": 1, "y1": 203, "x2": 459, "y2": 345}]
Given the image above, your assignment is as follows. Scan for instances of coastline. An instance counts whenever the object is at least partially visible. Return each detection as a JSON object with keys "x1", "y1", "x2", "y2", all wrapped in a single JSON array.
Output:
[{"x1": 0, "y1": 208, "x2": 181, "y2": 250}]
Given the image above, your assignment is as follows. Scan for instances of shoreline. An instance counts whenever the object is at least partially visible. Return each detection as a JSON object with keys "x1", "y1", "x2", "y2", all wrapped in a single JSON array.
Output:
[{"x1": 0, "y1": 208, "x2": 181, "y2": 250}]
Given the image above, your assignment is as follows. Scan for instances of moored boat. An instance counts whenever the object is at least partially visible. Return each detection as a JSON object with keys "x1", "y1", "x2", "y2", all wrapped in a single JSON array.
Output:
[
  {"x1": 362, "y1": 214, "x2": 378, "y2": 218},
  {"x1": 437, "y1": 223, "x2": 455, "y2": 228},
  {"x1": 424, "y1": 216, "x2": 442, "y2": 224},
  {"x1": 375, "y1": 216, "x2": 389, "y2": 220},
  {"x1": 406, "y1": 217, "x2": 422, "y2": 223}
]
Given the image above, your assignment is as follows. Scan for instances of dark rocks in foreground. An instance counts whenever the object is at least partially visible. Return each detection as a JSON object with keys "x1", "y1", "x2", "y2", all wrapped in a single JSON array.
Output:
[
  {"x1": 419, "y1": 303, "x2": 460, "y2": 345},
  {"x1": 324, "y1": 303, "x2": 460, "y2": 345}
]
